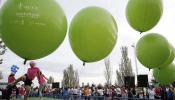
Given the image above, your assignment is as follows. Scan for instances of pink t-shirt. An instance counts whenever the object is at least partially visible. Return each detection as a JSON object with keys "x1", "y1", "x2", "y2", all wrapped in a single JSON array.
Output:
[
  {"x1": 19, "y1": 87, "x2": 25, "y2": 96},
  {"x1": 12, "y1": 89, "x2": 16, "y2": 96},
  {"x1": 27, "y1": 67, "x2": 40, "y2": 80},
  {"x1": 39, "y1": 74, "x2": 46, "y2": 85},
  {"x1": 8, "y1": 75, "x2": 16, "y2": 84}
]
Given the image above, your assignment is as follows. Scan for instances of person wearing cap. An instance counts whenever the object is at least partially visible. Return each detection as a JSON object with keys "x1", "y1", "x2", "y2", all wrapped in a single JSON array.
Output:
[{"x1": 7, "y1": 61, "x2": 41, "y2": 100}]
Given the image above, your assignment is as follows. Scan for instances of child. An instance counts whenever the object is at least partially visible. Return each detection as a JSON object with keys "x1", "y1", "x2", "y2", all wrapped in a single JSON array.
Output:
[
  {"x1": 6, "y1": 65, "x2": 19, "y2": 100},
  {"x1": 38, "y1": 71, "x2": 48, "y2": 100},
  {"x1": 19, "y1": 84, "x2": 25, "y2": 99},
  {"x1": 12, "y1": 89, "x2": 16, "y2": 100}
]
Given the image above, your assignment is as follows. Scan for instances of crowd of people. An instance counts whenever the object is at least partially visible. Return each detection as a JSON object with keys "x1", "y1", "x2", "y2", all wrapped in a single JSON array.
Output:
[
  {"x1": 1, "y1": 61, "x2": 175, "y2": 100},
  {"x1": 18, "y1": 83, "x2": 174, "y2": 100},
  {"x1": 41, "y1": 84, "x2": 175, "y2": 100}
]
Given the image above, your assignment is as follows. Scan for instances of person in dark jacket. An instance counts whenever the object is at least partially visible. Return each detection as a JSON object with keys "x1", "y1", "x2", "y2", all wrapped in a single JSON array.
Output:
[
  {"x1": 128, "y1": 88, "x2": 133, "y2": 100},
  {"x1": 167, "y1": 88, "x2": 174, "y2": 100}
]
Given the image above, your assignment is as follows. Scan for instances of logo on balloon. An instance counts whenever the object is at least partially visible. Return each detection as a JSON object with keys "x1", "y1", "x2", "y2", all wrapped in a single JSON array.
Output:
[{"x1": 0, "y1": 0, "x2": 67, "y2": 61}]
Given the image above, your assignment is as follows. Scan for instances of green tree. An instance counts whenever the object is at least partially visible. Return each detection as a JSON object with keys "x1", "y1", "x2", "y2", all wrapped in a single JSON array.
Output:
[
  {"x1": 104, "y1": 58, "x2": 112, "y2": 85},
  {"x1": 47, "y1": 76, "x2": 54, "y2": 84},
  {"x1": 62, "y1": 64, "x2": 79, "y2": 88},
  {"x1": 116, "y1": 46, "x2": 134, "y2": 86}
]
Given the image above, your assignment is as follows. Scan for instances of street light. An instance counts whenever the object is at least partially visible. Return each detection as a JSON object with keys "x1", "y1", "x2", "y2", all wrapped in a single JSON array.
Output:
[
  {"x1": 131, "y1": 43, "x2": 138, "y2": 76},
  {"x1": 131, "y1": 43, "x2": 139, "y2": 86}
]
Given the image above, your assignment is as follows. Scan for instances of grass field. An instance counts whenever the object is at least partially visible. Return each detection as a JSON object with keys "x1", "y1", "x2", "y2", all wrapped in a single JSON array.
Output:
[{"x1": 17, "y1": 97, "x2": 60, "y2": 100}]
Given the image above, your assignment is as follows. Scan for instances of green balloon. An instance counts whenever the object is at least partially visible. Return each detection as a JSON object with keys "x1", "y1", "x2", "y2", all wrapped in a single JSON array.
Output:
[
  {"x1": 136, "y1": 33, "x2": 171, "y2": 69},
  {"x1": 126, "y1": 0, "x2": 163, "y2": 32},
  {"x1": 0, "y1": 0, "x2": 67, "y2": 60},
  {"x1": 158, "y1": 45, "x2": 175, "y2": 68},
  {"x1": 69, "y1": 7, "x2": 117, "y2": 62},
  {"x1": 153, "y1": 63, "x2": 175, "y2": 85}
]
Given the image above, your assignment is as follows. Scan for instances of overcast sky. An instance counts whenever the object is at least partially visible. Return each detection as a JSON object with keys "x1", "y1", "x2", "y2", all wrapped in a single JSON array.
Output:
[{"x1": 0, "y1": 0, "x2": 175, "y2": 86}]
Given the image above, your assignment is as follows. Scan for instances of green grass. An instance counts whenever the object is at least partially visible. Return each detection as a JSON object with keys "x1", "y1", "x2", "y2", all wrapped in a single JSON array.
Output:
[{"x1": 17, "y1": 97, "x2": 59, "y2": 100}]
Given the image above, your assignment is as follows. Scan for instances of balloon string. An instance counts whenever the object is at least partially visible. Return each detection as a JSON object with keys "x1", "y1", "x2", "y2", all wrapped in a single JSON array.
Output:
[
  {"x1": 83, "y1": 61, "x2": 86, "y2": 66},
  {"x1": 24, "y1": 59, "x2": 27, "y2": 65}
]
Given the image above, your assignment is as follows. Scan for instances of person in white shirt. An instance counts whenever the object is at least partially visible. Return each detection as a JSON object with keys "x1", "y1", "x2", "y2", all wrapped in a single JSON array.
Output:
[
  {"x1": 73, "y1": 88, "x2": 78, "y2": 99},
  {"x1": 116, "y1": 87, "x2": 121, "y2": 96},
  {"x1": 148, "y1": 87, "x2": 155, "y2": 99},
  {"x1": 77, "y1": 88, "x2": 82, "y2": 99},
  {"x1": 98, "y1": 88, "x2": 104, "y2": 96},
  {"x1": 73, "y1": 88, "x2": 78, "y2": 95}
]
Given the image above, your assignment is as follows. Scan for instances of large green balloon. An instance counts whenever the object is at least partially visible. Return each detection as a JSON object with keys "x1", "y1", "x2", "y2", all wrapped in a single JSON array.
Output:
[
  {"x1": 153, "y1": 63, "x2": 175, "y2": 85},
  {"x1": 69, "y1": 7, "x2": 117, "y2": 62},
  {"x1": 126, "y1": 0, "x2": 163, "y2": 32},
  {"x1": 0, "y1": 0, "x2": 67, "y2": 60},
  {"x1": 136, "y1": 33, "x2": 171, "y2": 69}
]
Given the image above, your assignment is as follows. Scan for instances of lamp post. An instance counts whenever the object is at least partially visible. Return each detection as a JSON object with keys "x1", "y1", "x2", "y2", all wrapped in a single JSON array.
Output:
[
  {"x1": 131, "y1": 43, "x2": 138, "y2": 75},
  {"x1": 131, "y1": 43, "x2": 139, "y2": 86}
]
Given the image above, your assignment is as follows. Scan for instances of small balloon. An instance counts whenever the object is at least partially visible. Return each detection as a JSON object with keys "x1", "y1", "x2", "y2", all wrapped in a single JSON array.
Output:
[
  {"x1": 11, "y1": 65, "x2": 19, "y2": 74},
  {"x1": 126, "y1": 0, "x2": 163, "y2": 32},
  {"x1": 69, "y1": 6, "x2": 117, "y2": 62},
  {"x1": 136, "y1": 33, "x2": 171, "y2": 69},
  {"x1": 153, "y1": 63, "x2": 175, "y2": 85}
]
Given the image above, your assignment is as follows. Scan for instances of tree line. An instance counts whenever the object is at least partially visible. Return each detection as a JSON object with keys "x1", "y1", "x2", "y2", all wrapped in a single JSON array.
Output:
[{"x1": 61, "y1": 46, "x2": 134, "y2": 87}]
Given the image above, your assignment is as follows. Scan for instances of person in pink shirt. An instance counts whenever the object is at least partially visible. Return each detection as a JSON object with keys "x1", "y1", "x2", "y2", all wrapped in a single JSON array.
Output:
[
  {"x1": 11, "y1": 88, "x2": 16, "y2": 100},
  {"x1": 7, "y1": 72, "x2": 17, "y2": 100},
  {"x1": 19, "y1": 84, "x2": 25, "y2": 99},
  {"x1": 8, "y1": 61, "x2": 40, "y2": 100},
  {"x1": 8, "y1": 73, "x2": 16, "y2": 84},
  {"x1": 38, "y1": 71, "x2": 48, "y2": 100},
  {"x1": 6, "y1": 64, "x2": 20, "y2": 100}
]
